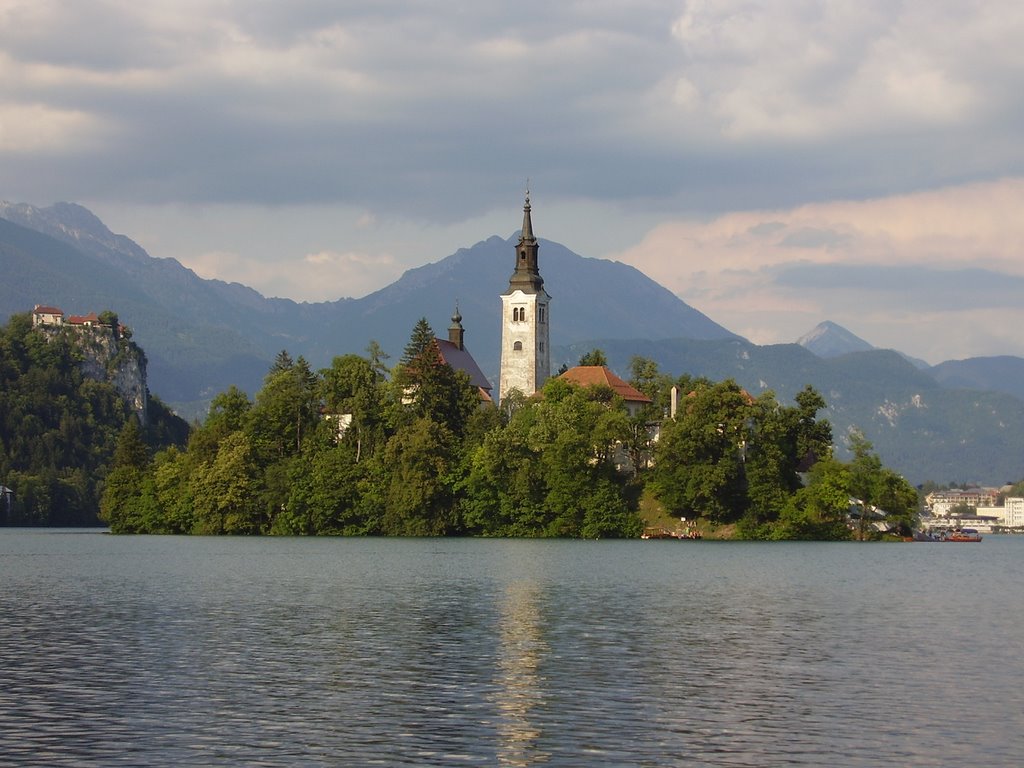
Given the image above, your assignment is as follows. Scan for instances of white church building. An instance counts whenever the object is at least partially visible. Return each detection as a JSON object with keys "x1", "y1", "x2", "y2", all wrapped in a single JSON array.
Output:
[{"x1": 499, "y1": 193, "x2": 551, "y2": 402}]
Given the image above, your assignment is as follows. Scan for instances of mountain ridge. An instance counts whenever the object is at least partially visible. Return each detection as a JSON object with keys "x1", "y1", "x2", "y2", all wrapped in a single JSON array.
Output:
[{"x1": 3, "y1": 201, "x2": 1024, "y2": 484}]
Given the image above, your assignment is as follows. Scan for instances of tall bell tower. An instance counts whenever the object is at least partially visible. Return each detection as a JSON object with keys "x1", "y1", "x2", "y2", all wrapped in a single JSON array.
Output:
[{"x1": 499, "y1": 191, "x2": 551, "y2": 402}]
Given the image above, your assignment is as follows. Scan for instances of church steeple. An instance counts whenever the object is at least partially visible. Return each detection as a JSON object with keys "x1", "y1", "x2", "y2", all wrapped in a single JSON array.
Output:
[
  {"x1": 508, "y1": 191, "x2": 544, "y2": 293},
  {"x1": 499, "y1": 190, "x2": 551, "y2": 402},
  {"x1": 448, "y1": 303, "x2": 465, "y2": 350}
]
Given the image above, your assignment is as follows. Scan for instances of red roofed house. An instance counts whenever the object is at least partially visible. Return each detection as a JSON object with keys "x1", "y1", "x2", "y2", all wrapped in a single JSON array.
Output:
[
  {"x1": 558, "y1": 365, "x2": 653, "y2": 417},
  {"x1": 66, "y1": 312, "x2": 101, "y2": 328},
  {"x1": 32, "y1": 305, "x2": 64, "y2": 327}
]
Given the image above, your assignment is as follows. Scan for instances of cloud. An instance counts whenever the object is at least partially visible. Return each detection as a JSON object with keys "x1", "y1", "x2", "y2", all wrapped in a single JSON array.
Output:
[
  {"x1": 0, "y1": 101, "x2": 108, "y2": 151},
  {"x1": 183, "y1": 246, "x2": 398, "y2": 302},
  {"x1": 613, "y1": 178, "x2": 1024, "y2": 362},
  {"x1": 4, "y1": 1, "x2": 1024, "y2": 364},
  {"x1": 666, "y1": 0, "x2": 1009, "y2": 139},
  {"x1": 2, "y1": 0, "x2": 1023, "y2": 219}
]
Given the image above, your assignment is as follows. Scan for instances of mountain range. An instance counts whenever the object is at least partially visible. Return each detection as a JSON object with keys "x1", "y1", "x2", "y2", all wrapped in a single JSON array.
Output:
[{"x1": 2, "y1": 201, "x2": 1023, "y2": 486}]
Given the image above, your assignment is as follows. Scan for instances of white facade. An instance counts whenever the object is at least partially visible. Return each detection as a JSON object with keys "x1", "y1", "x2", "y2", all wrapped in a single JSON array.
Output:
[
  {"x1": 498, "y1": 194, "x2": 550, "y2": 403},
  {"x1": 1005, "y1": 497, "x2": 1024, "y2": 527},
  {"x1": 499, "y1": 288, "x2": 550, "y2": 400}
]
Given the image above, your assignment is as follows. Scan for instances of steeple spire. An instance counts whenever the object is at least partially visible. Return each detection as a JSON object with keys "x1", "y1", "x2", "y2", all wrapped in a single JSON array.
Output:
[
  {"x1": 508, "y1": 188, "x2": 543, "y2": 293},
  {"x1": 521, "y1": 184, "x2": 536, "y2": 245}
]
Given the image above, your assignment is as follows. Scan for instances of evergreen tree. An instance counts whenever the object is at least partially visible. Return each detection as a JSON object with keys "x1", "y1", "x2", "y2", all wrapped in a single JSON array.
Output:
[
  {"x1": 394, "y1": 319, "x2": 479, "y2": 437},
  {"x1": 578, "y1": 348, "x2": 608, "y2": 367}
]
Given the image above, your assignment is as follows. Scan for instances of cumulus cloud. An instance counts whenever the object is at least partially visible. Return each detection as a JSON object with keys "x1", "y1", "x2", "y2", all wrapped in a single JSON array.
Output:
[
  {"x1": 666, "y1": 0, "x2": 1013, "y2": 139},
  {"x1": 4, "y1": 1, "x2": 1024, "y2": 362},
  {"x1": 614, "y1": 178, "x2": 1024, "y2": 362},
  {"x1": 3, "y1": 0, "x2": 1023, "y2": 215}
]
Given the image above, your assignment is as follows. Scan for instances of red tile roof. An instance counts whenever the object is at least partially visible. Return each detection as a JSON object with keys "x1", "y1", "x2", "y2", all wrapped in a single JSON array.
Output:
[
  {"x1": 558, "y1": 366, "x2": 652, "y2": 403},
  {"x1": 32, "y1": 305, "x2": 64, "y2": 315},
  {"x1": 66, "y1": 312, "x2": 101, "y2": 325}
]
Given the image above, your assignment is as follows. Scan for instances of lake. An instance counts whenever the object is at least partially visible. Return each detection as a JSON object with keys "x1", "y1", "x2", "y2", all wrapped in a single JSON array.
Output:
[{"x1": 1, "y1": 530, "x2": 1022, "y2": 766}]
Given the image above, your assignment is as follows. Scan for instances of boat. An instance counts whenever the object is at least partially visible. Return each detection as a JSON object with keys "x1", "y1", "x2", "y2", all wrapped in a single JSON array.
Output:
[{"x1": 941, "y1": 528, "x2": 983, "y2": 542}]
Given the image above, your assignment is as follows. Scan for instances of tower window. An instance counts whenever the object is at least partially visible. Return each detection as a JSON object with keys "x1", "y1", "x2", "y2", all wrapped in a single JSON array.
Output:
[
  {"x1": 538, "y1": 306, "x2": 545, "y2": 323},
  {"x1": 513, "y1": 341, "x2": 523, "y2": 351},
  {"x1": 539, "y1": 342, "x2": 544, "y2": 352}
]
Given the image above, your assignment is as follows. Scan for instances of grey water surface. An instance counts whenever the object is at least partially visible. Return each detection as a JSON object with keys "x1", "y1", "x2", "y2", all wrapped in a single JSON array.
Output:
[{"x1": 1, "y1": 530, "x2": 1022, "y2": 766}]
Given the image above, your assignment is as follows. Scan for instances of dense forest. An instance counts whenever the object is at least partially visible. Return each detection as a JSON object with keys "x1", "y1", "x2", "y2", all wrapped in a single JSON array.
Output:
[
  {"x1": 0, "y1": 313, "x2": 189, "y2": 525},
  {"x1": 97, "y1": 316, "x2": 920, "y2": 539}
]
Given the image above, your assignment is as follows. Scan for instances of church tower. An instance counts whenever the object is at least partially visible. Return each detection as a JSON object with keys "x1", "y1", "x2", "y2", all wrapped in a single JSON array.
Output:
[{"x1": 499, "y1": 192, "x2": 551, "y2": 402}]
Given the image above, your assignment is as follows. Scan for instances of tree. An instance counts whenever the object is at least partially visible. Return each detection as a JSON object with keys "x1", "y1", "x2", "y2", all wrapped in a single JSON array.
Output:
[
  {"x1": 187, "y1": 386, "x2": 252, "y2": 463},
  {"x1": 624, "y1": 356, "x2": 673, "y2": 474},
  {"x1": 321, "y1": 353, "x2": 387, "y2": 462},
  {"x1": 462, "y1": 377, "x2": 640, "y2": 538},
  {"x1": 629, "y1": 356, "x2": 673, "y2": 411},
  {"x1": 380, "y1": 417, "x2": 459, "y2": 535},
  {"x1": 742, "y1": 387, "x2": 831, "y2": 528},
  {"x1": 847, "y1": 430, "x2": 918, "y2": 539},
  {"x1": 277, "y1": 439, "x2": 365, "y2": 535},
  {"x1": 578, "y1": 348, "x2": 608, "y2": 367},
  {"x1": 190, "y1": 432, "x2": 264, "y2": 534},
  {"x1": 394, "y1": 319, "x2": 479, "y2": 437},
  {"x1": 100, "y1": 419, "x2": 150, "y2": 532},
  {"x1": 771, "y1": 457, "x2": 853, "y2": 540},
  {"x1": 249, "y1": 354, "x2": 320, "y2": 459},
  {"x1": 652, "y1": 379, "x2": 752, "y2": 523}
]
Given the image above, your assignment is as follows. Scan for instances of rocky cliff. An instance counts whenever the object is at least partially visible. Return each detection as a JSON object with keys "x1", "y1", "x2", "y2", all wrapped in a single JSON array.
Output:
[{"x1": 38, "y1": 322, "x2": 148, "y2": 424}]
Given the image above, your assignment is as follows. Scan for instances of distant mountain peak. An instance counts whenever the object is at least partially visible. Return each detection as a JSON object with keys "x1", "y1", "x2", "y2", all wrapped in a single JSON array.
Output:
[{"x1": 797, "y1": 320, "x2": 875, "y2": 358}]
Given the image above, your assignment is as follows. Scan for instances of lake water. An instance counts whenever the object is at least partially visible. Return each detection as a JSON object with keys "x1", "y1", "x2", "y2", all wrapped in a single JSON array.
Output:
[{"x1": 1, "y1": 530, "x2": 1022, "y2": 767}]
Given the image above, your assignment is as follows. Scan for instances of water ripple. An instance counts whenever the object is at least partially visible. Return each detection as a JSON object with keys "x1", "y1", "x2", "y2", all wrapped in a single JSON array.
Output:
[{"x1": 1, "y1": 533, "x2": 1023, "y2": 766}]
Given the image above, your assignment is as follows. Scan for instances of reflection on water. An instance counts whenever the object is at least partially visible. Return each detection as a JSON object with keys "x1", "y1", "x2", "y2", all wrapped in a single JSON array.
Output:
[
  {"x1": 1, "y1": 532, "x2": 1023, "y2": 766},
  {"x1": 495, "y1": 581, "x2": 548, "y2": 766}
]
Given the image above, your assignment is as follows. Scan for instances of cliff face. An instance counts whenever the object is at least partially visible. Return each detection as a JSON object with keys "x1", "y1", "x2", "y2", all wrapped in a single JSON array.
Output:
[{"x1": 41, "y1": 324, "x2": 148, "y2": 424}]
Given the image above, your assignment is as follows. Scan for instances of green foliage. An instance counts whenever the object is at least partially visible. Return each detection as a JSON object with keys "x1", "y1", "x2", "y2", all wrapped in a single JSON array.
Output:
[
  {"x1": 578, "y1": 348, "x2": 608, "y2": 367},
  {"x1": 65, "y1": 311, "x2": 912, "y2": 541},
  {"x1": 651, "y1": 380, "x2": 751, "y2": 523},
  {"x1": 0, "y1": 313, "x2": 188, "y2": 526},
  {"x1": 393, "y1": 319, "x2": 479, "y2": 437},
  {"x1": 650, "y1": 379, "x2": 850, "y2": 537},
  {"x1": 463, "y1": 377, "x2": 641, "y2": 538}
]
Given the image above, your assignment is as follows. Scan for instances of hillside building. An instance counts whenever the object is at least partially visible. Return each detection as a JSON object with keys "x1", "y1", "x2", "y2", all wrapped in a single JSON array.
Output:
[
  {"x1": 925, "y1": 487, "x2": 999, "y2": 515},
  {"x1": 558, "y1": 365, "x2": 653, "y2": 417},
  {"x1": 499, "y1": 193, "x2": 551, "y2": 403},
  {"x1": 32, "y1": 305, "x2": 64, "y2": 327}
]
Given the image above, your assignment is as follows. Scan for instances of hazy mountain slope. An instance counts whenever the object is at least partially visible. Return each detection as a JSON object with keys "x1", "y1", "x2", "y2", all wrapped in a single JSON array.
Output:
[
  {"x1": 797, "y1": 320, "x2": 874, "y2": 357},
  {"x1": 0, "y1": 215, "x2": 271, "y2": 407},
  {"x1": 930, "y1": 356, "x2": 1024, "y2": 402},
  {"x1": 6, "y1": 201, "x2": 1024, "y2": 483},
  {"x1": 325, "y1": 234, "x2": 737, "y2": 382},
  {"x1": 1, "y1": 204, "x2": 734, "y2": 416}
]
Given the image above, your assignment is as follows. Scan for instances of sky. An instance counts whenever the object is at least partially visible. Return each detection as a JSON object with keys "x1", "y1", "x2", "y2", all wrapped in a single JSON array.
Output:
[{"x1": 3, "y1": 0, "x2": 1024, "y2": 365}]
